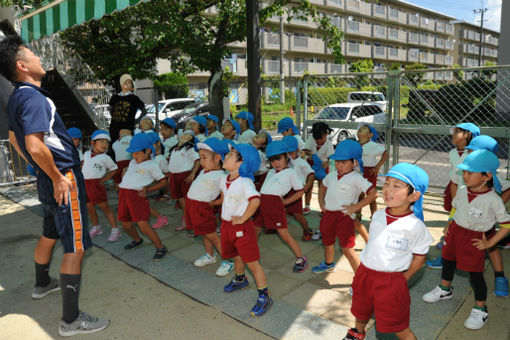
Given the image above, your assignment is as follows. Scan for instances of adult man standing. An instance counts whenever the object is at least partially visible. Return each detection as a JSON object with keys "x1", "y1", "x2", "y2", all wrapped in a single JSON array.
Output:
[{"x1": 0, "y1": 35, "x2": 109, "y2": 336}]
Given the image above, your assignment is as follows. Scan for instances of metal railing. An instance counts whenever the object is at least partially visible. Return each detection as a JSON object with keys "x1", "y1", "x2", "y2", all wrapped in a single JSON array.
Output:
[{"x1": 0, "y1": 140, "x2": 36, "y2": 187}]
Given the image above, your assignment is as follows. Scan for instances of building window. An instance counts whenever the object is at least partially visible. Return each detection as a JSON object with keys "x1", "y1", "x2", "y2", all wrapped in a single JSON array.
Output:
[
  {"x1": 374, "y1": 4, "x2": 385, "y2": 15},
  {"x1": 348, "y1": 21, "x2": 359, "y2": 32},
  {"x1": 293, "y1": 35, "x2": 308, "y2": 48},
  {"x1": 389, "y1": 47, "x2": 398, "y2": 58},
  {"x1": 267, "y1": 33, "x2": 280, "y2": 45},
  {"x1": 389, "y1": 28, "x2": 398, "y2": 38},
  {"x1": 348, "y1": 42, "x2": 360, "y2": 53},
  {"x1": 328, "y1": 0, "x2": 341, "y2": 5},
  {"x1": 389, "y1": 8, "x2": 398, "y2": 19},
  {"x1": 410, "y1": 14, "x2": 419, "y2": 25},
  {"x1": 374, "y1": 25, "x2": 385, "y2": 37},
  {"x1": 375, "y1": 46, "x2": 385, "y2": 56}
]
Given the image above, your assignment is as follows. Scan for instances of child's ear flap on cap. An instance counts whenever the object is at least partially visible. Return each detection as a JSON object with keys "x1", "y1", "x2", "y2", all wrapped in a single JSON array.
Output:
[{"x1": 408, "y1": 191, "x2": 421, "y2": 204}]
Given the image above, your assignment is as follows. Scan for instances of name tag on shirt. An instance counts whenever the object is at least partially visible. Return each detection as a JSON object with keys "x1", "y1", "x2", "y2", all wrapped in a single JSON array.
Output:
[
  {"x1": 386, "y1": 235, "x2": 408, "y2": 252},
  {"x1": 236, "y1": 231, "x2": 244, "y2": 237},
  {"x1": 469, "y1": 207, "x2": 483, "y2": 218}
]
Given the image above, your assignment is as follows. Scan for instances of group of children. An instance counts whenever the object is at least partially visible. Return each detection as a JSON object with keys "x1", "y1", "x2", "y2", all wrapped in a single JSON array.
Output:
[{"x1": 67, "y1": 113, "x2": 509, "y2": 334}]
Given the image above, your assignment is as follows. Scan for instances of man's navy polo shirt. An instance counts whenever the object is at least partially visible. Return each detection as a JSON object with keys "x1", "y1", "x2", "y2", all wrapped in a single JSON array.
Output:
[{"x1": 7, "y1": 81, "x2": 80, "y2": 174}]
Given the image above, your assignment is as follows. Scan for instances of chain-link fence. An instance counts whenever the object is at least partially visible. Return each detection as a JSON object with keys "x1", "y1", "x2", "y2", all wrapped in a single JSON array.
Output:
[{"x1": 0, "y1": 139, "x2": 35, "y2": 186}]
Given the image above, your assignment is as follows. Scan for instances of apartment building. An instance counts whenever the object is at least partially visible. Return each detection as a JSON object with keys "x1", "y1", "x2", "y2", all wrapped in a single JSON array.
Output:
[
  {"x1": 174, "y1": 0, "x2": 498, "y2": 83},
  {"x1": 453, "y1": 21, "x2": 499, "y2": 68}
]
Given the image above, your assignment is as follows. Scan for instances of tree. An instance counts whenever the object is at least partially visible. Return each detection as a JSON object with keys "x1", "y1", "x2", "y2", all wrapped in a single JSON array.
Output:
[
  {"x1": 153, "y1": 72, "x2": 189, "y2": 99},
  {"x1": 59, "y1": 0, "x2": 344, "y2": 124},
  {"x1": 348, "y1": 59, "x2": 374, "y2": 89},
  {"x1": 403, "y1": 63, "x2": 427, "y2": 87}
]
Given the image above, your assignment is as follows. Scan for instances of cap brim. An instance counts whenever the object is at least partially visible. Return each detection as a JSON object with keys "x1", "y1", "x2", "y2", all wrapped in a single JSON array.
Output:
[
  {"x1": 456, "y1": 163, "x2": 472, "y2": 171},
  {"x1": 329, "y1": 154, "x2": 352, "y2": 161},
  {"x1": 126, "y1": 146, "x2": 144, "y2": 153},
  {"x1": 378, "y1": 172, "x2": 411, "y2": 187}
]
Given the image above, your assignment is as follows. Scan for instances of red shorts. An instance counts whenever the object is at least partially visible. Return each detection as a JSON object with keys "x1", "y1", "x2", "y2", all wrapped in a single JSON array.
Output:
[
  {"x1": 285, "y1": 191, "x2": 303, "y2": 214},
  {"x1": 351, "y1": 263, "x2": 410, "y2": 334},
  {"x1": 319, "y1": 210, "x2": 355, "y2": 248},
  {"x1": 443, "y1": 181, "x2": 453, "y2": 212},
  {"x1": 254, "y1": 194, "x2": 287, "y2": 230},
  {"x1": 117, "y1": 188, "x2": 150, "y2": 222},
  {"x1": 254, "y1": 172, "x2": 268, "y2": 192},
  {"x1": 169, "y1": 171, "x2": 192, "y2": 199},
  {"x1": 185, "y1": 198, "x2": 217, "y2": 235},
  {"x1": 221, "y1": 219, "x2": 260, "y2": 263},
  {"x1": 362, "y1": 166, "x2": 378, "y2": 187},
  {"x1": 114, "y1": 160, "x2": 131, "y2": 184},
  {"x1": 442, "y1": 221, "x2": 495, "y2": 272},
  {"x1": 84, "y1": 179, "x2": 107, "y2": 204}
]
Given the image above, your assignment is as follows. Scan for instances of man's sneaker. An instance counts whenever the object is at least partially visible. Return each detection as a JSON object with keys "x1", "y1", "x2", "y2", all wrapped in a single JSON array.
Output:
[
  {"x1": 152, "y1": 215, "x2": 169, "y2": 229},
  {"x1": 311, "y1": 230, "x2": 322, "y2": 241},
  {"x1": 216, "y1": 260, "x2": 234, "y2": 276},
  {"x1": 302, "y1": 229, "x2": 314, "y2": 241},
  {"x1": 107, "y1": 229, "x2": 121, "y2": 242},
  {"x1": 464, "y1": 307, "x2": 488, "y2": 330},
  {"x1": 494, "y1": 276, "x2": 509, "y2": 297},
  {"x1": 32, "y1": 277, "x2": 60, "y2": 299},
  {"x1": 342, "y1": 328, "x2": 366, "y2": 340},
  {"x1": 312, "y1": 262, "x2": 336, "y2": 274},
  {"x1": 89, "y1": 226, "x2": 103, "y2": 238},
  {"x1": 123, "y1": 239, "x2": 144, "y2": 251},
  {"x1": 58, "y1": 311, "x2": 109, "y2": 337},
  {"x1": 250, "y1": 294, "x2": 273, "y2": 316},
  {"x1": 224, "y1": 277, "x2": 249, "y2": 292},
  {"x1": 303, "y1": 207, "x2": 311, "y2": 215},
  {"x1": 423, "y1": 285, "x2": 453, "y2": 303},
  {"x1": 194, "y1": 253, "x2": 217, "y2": 267},
  {"x1": 426, "y1": 254, "x2": 443, "y2": 269},
  {"x1": 152, "y1": 246, "x2": 168, "y2": 262},
  {"x1": 293, "y1": 257, "x2": 308, "y2": 273}
]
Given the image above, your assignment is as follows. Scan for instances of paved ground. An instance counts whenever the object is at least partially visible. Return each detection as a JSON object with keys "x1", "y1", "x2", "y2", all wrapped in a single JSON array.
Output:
[{"x1": 0, "y1": 183, "x2": 509, "y2": 340}]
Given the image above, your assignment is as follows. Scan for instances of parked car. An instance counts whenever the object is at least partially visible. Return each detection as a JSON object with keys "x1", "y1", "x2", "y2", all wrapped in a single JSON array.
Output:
[
  {"x1": 173, "y1": 102, "x2": 210, "y2": 129},
  {"x1": 146, "y1": 98, "x2": 196, "y2": 121},
  {"x1": 314, "y1": 103, "x2": 386, "y2": 143},
  {"x1": 347, "y1": 91, "x2": 388, "y2": 112}
]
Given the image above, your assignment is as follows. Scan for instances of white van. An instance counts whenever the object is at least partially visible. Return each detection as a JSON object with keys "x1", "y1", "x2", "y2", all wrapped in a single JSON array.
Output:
[{"x1": 146, "y1": 98, "x2": 195, "y2": 120}]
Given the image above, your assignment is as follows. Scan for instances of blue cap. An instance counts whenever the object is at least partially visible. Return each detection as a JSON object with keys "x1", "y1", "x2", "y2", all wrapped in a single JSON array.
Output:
[
  {"x1": 450, "y1": 123, "x2": 480, "y2": 138},
  {"x1": 360, "y1": 124, "x2": 378, "y2": 142},
  {"x1": 278, "y1": 117, "x2": 299, "y2": 134},
  {"x1": 312, "y1": 154, "x2": 327, "y2": 180},
  {"x1": 465, "y1": 135, "x2": 498, "y2": 154},
  {"x1": 197, "y1": 137, "x2": 229, "y2": 160},
  {"x1": 67, "y1": 127, "x2": 82, "y2": 139},
  {"x1": 127, "y1": 132, "x2": 155, "y2": 156},
  {"x1": 145, "y1": 131, "x2": 161, "y2": 145},
  {"x1": 380, "y1": 163, "x2": 429, "y2": 221},
  {"x1": 161, "y1": 118, "x2": 176, "y2": 129},
  {"x1": 330, "y1": 139, "x2": 364, "y2": 173},
  {"x1": 192, "y1": 116, "x2": 208, "y2": 136},
  {"x1": 282, "y1": 135, "x2": 299, "y2": 152},
  {"x1": 206, "y1": 115, "x2": 219, "y2": 124},
  {"x1": 228, "y1": 143, "x2": 261, "y2": 181},
  {"x1": 226, "y1": 119, "x2": 241, "y2": 141},
  {"x1": 457, "y1": 149, "x2": 501, "y2": 193},
  {"x1": 236, "y1": 111, "x2": 254, "y2": 130},
  {"x1": 91, "y1": 130, "x2": 110, "y2": 141},
  {"x1": 266, "y1": 140, "x2": 288, "y2": 158}
]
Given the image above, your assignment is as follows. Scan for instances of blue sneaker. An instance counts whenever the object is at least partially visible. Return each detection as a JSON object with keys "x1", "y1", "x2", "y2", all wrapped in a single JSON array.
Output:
[
  {"x1": 435, "y1": 236, "x2": 445, "y2": 249},
  {"x1": 426, "y1": 254, "x2": 443, "y2": 269},
  {"x1": 494, "y1": 276, "x2": 509, "y2": 297},
  {"x1": 312, "y1": 262, "x2": 336, "y2": 274},
  {"x1": 250, "y1": 294, "x2": 273, "y2": 316},
  {"x1": 223, "y1": 277, "x2": 249, "y2": 292}
]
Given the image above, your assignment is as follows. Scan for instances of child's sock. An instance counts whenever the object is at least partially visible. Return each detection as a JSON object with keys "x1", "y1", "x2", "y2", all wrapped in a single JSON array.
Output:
[
  {"x1": 495, "y1": 271, "x2": 504, "y2": 277},
  {"x1": 473, "y1": 305, "x2": 487, "y2": 312},
  {"x1": 235, "y1": 273, "x2": 246, "y2": 282},
  {"x1": 325, "y1": 262, "x2": 333, "y2": 266},
  {"x1": 257, "y1": 286, "x2": 269, "y2": 297},
  {"x1": 439, "y1": 284, "x2": 451, "y2": 291}
]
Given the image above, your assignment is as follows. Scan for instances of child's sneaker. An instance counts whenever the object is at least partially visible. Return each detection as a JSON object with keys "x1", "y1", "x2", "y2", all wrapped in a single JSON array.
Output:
[
  {"x1": 303, "y1": 207, "x2": 311, "y2": 215},
  {"x1": 435, "y1": 236, "x2": 445, "y2": 249},
  {"x1": 152, "y1": 215, "x2": 169, "y2": 229},
  {"x1": 494, "y1": 276, "x2": 509, "y2": 297},
  {"x1": 224, "y1": 277, "x2": 249, "y2": 292},
  {"x1": 426, "y1": 254, "x2": 443, "y2": 269},
  {"x1": 32, "y1": 277, "x2": 60, "y2": 299},
  {"x1": 342, "y1": 328, "x2": 366, "y2": 340},
  {"x1": 422, "y1": 285, "x2": 453, "y2": 303},
  {"x1": 293, "y1": 257, "x2": 308, "y2": 272},
  {"x1": 301, "y1": 229, "x2": 314, "y2": 241},
  {"x1": 250, "y1": 293, "x2": 273, "y2": 317},
  {"x1": 175, "y1": 217, "x2": 187, "y2": 231},
  {"x1": 89, "y1": 226, "x2": 103, "y2": 238},
  {"x1": 187, "y1": 229, "x2": 195, "y2": 238},
  {"x1": 464, "y1": 307, "x2": 488, "y2": 330},
  {"x1": 153, "y1": 246, "x2": 168, "y2": 262},
  {"x1": 107, "y1": 228, "x2": 121, "y2": 242},
  {"x1": 124, "y1": 239, "x2": 144, "y2": 251},
  {"x1": 58, "y1": 311, "x2": 109, "y2": 336},
  {"x1": 194, "y1": 253, "x2": 217, "y2": 267},
  {"x1": 311, "y1": 230, "x2": 322, "y2": 241},
  {"x1": 216, "y1": 260, "x2": 234, "y2": 276},
  {"x1": 312, "y1": 261, "x2": 336, "y2": 274}
]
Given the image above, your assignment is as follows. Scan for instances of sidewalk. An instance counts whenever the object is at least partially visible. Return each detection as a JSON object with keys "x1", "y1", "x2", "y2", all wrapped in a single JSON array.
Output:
[{"x1": 0, "y1": 183, "x2": 508, "y2": 339}]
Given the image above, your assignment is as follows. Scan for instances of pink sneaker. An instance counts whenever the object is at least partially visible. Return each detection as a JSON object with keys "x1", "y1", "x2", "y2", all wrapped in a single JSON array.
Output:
[
  {"x1": 89, "y1": 226, "x2": 103, "y2": 238},
  {"x1": 152, "y1": 216, "x2": 169, "y2": 229},
  {"x1": 107, "y1": 229, "x2": 121, "y2": 242}
]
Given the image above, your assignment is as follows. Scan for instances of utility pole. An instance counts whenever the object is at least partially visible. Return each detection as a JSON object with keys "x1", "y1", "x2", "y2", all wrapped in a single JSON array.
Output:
[
  {"x1": 473, "y1": 4, "x2": 488, "y2": 66},
  {"x1": 246, "y1": 0, "x2": 262, "y2": 131},
  {"x1": 279, "y1": 15, "x2": 285, "y2": 104}
]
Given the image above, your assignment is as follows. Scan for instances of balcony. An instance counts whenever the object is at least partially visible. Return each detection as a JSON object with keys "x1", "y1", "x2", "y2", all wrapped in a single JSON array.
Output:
[
  {"x1": 420, "y1": 17, "x2": 435, "y2": 31},
  {"x1": 329, "y1": 15, "x2": 343, "y2": 30},
  {"x1": 408, "y1": 14, "x2": 419, "y2": 27},
  {"x1": 387, "y1": 28, "x2": 407, "y2": 43},
  {"x1": 309, "y1": 0, "x2": 325, "y2": 6},
  {"x1": 345, "y1": 42, "x2": 372, "y2": 58},
  {"x1": 408, "y1": 49, "x2": 419, "y2": 62},
  {"x1": 435, "y1": 38, "x2": 445, "y2": 49},
  {"x1": 435, "y1": 21, "x2": 445, "y2": 33},
  {"x1": 372, "y1": 25, "x2": 386, "y2": 39},
  {"x1": 419, "y1": 52, "x2": 434, "y2": 64},
  {"x1": 326, "y1": 0, "x2": 343, "y2": 9},
  {"x1": 290, "y1": 61, "x2": 325, "y2": 76},
  {"x1": 372, "y1": 4, "x2": 386, "y2": 19},
  {"x1": 434, "y1": 54, "x2": 445, "y2": 65},
  {"x1": 289, "y1": 36, "x2": 326, "y2": 53},
  {"x1": 329, "y1": 63, "x2": 347, "y2": 73},
  {"x1": 420, "y1": 34, "x2": 434, "y2": 48},
  {"x1": 261, "y1": 33, "x2": 289, "y2": 51},
  {"x1": 388, "y1": 47, "x2": 407, "y2": 61},
  {"x1": 345, "y1": 0, "x2": 371, "y2": 15},
  {"x1": 227, "y1": 40, "x2": 246, "y2": 48},
  {"x1": 372, "y1": 45, "x2": 387, "y2": 59},
  {"x1": 445, "y1": 24, "x2": 454, "y2": 35},
  {"x1": 346, "y1": 21, "x2": 372, "y2": 38},
  {"x1": 445, "y1": 55, "x2": 453, "y2": 66},
  {"x1": 236, "y1": 58, "x2": 248, "y2": 77},
  {"x1": 388, "y1": 7, "x2": 407, "y2": 24},
  {"x1": 408, "y1": 32, "x2": 420, "y2": 45},
  {"x1": 308, "y1": 62, "x2": 326, "y2": 74},
  {"x1": 445, "y1": 40, "x2": 453, "y2": 50},
  {"x1": 264, "y1": 60, "x2": 288, "y2": 76},
  {"x1": 289, "y1": 13, "x2": 318, "y2": 29}
]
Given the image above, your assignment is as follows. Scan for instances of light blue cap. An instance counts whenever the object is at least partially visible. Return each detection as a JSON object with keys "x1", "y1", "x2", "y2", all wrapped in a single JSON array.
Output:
[
  {"x1": 278, "y1": 117, "x2": 299, "y2": 134},
  {"x1": 457, "y1": 149, "x2": 501, "y2": 193},
  {"x1": 206, "y1": 115, "x2": 219, "y2": 124},
  {"x1": 330, "y1": 139, "x2": 364, "y2": 173},
  {"x1": 465, "y1": 135, "x2": 498, "y2": 154},
  {"x1": 450, "y1": 123, "x2": 480, "y2": 138},
  {"x1": 266, "y1": 140, "x2": 288, "y2": 158},
  {"x1": 197, "y1": 137, "x2": 229, "y2": 160},
  {"x1": 67, "y1": 127, "x2": 82, "y2": 139},
  {"x1": 127, "y1": 132, "x2": 155, "y2": 156},
  {"x1": 161, "y1": 118, "x2": 176, "y2": 129},
  {"x1": 236, "y1": 111, "x2": 254, "y2": 130},
  {"x1": 228, "y1": 143, "x2": 261, "y2": 181},
  {"x1": 380, "y1": 163, "x2": 429, "y2": 221},
  {"x1": 91, "y1": 130, "x2": 110, "y2": 141},
  {"x1": 282, "y1": 135, "x2": 299, "y2": 152}
]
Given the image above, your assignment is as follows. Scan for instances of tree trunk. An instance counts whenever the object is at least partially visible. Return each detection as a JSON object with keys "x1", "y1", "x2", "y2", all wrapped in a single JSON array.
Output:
[{"x1": 208, "y1": 69, "x2": 225, "y2": 123}]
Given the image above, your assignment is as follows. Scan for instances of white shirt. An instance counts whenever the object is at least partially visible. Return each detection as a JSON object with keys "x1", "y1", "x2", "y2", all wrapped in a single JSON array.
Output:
[
  {"x1": 196, "y1": 134, "x2": 207, "y2": 142},
  {"x1": 78, "y1": 149, "x2": 83, "y2": 161},
  {"x1": 361, "y1": 141, "x2": 385, "y2": 167},
  {"x1": 162, "y1": 136, "x2": 178, "y2": 158},
  {"x1": 254, "y1": 150, "x2": 269, "y2": 176},
  {"x1": 112, "y1": 135, "x2": 132, "y2": 162},
  {"x1": 360, "y1": 209, "x2": 433, "y2": 272},
  {"x1": 206, "y1": 130, "x2": 224, "y2": 140},
  {"x1": 168, "y1": 147, "x2": 199, "y2": 173},
  {"x1": 452, "y1": 185, "x2": 510, "y2": 232},
  {"x1": 448, "y1": 148, "x2": 467, "y2": 182},
  {"x1": 238, "y1": 129, "x2": 257, "y2": 144},
  {"x1": 81, "y1": 151, "x2": 118, "y2": 180},
  {"x1": 294, "y1": 134, "x2": 306, "y2": 151},
  {"x1": 260, "y1": 168, "x2": 303, "y2": 196},
  {"x1": 154, "y1": 154, "x2": 169, "y2": 173},
  {"x1": 290, "y1": 157, "x2": 314, "y2": 185},
  {"x1": 188, "y1": 169, "x2": 225, "y2": 202},
  {"x1": 220, "y1": 176, "x2": 260, "y2": 221},
  {"x1": 323, "y1": 170, "x2": 372, "y2": 216},
  {"x1": 119, "y1": 159, "x2": 165, "y2": 190},
  {"x1": 303, "y1": 136, "x2": 334, "y2": 163}
]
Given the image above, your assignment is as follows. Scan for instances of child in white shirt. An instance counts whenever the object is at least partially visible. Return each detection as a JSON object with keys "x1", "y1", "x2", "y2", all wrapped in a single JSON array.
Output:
[
  {"x1": 160, "y1": 118, "x2": 178, "y2": 159},
  {"x1": 278, "y1": 117, "x2": 305, "y2": 150},
  {"x1": 251, "y1": 131, "x2": 271, "y2": 192},
  {"x1": 221, "y1": 119, "x2": 241, "y2": 141},
  {"x1": 112, "y1": 129, "x2": 132, "y2": 191},
  {"x1": 190, "y1": 116, "x2": 208, "y2": 142},
  {"x1": 67, "y1": 127, "x2": 83, "y2": 161},
  {"x1": 235, "y1": 111, "x2": 257, "y2": 144},
  {"x1": 206, "y1": 115, "x2": 223, "y2": 140}
]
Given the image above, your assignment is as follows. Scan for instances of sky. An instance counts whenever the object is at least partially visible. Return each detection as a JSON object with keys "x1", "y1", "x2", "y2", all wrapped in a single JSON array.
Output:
[{"x1": 404, "y1": 0, "x2": 502, "y2": 32}]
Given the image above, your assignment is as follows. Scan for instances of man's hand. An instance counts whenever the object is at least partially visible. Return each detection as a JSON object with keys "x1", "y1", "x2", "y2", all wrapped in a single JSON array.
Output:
[{"x1": 53, "y1": 175, "x2": 73, "y2": 206}]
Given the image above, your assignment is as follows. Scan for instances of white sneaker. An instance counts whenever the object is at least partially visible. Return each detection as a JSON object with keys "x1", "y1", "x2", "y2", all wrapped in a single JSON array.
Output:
[
  {"x1": 464, "y1": 307, "x2": 488, "y2": 330},
  {"x1": 107, "y1": 229, "x2": 121, "y2": 242},
  {"x1": 194, "y1": 253, "x2": 217, "y2": 267},
  {"x1": 422, "y1": 285, "x2": 453, "y2": 303},
  {"x1": 216, "y1": 260, "x2": 234, "y2": 276}
]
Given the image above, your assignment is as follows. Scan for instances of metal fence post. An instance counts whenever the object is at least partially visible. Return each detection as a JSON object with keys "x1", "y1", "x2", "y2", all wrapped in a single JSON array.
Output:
[
  {"x1": 302, "y1": 76, "x2": 309, "y2": 140},
  {"x1": 296, "y1": 79, "x2": 302, "y2": 132},
  {"x1": 391, "y1": 71, "x2": 401, "y2": 166},
  {"x1": 153, "y1": 87, "x2": 159, "y2": 133}
]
